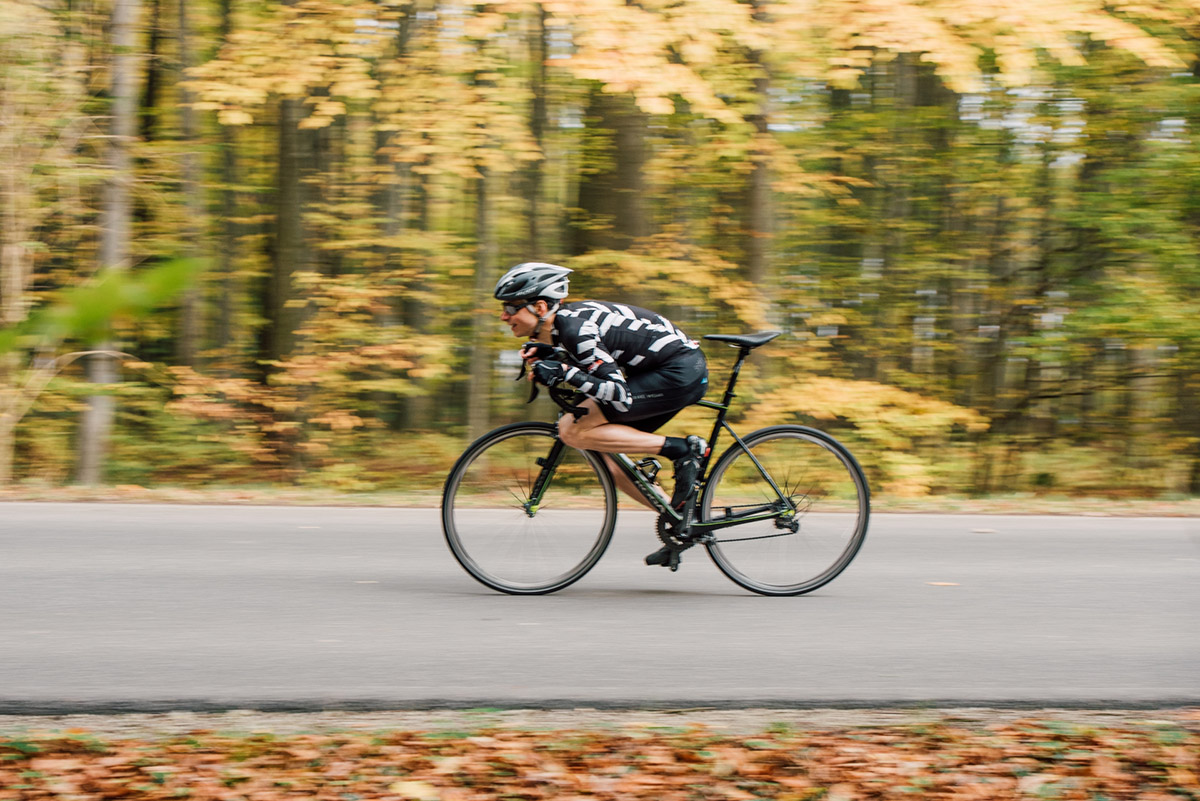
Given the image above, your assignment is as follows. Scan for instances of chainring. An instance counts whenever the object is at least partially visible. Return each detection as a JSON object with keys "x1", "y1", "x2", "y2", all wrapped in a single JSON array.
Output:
[{"x1": 656, "y1": 512, "x2": 693, "y2": 549}]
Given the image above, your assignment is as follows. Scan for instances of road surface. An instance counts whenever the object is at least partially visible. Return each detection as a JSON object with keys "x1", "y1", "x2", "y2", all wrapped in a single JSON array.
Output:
[{"x1": 1, "y1": 502, "x2": 1196, "y2": 711}]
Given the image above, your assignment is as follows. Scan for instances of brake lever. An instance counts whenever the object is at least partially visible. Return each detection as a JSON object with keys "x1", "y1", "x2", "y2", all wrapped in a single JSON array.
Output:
[{"x1": 515, "y1": 359, "x2": 540, "y2": 403}]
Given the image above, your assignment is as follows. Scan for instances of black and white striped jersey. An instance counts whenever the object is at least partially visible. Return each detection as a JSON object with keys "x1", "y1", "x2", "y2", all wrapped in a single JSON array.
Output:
[{"x1": 549, "y1": 300, "x2": 700, "y2": 413}]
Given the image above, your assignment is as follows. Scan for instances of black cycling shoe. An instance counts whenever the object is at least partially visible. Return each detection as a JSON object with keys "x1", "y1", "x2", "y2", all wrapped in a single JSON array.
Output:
[
  {"x1": 644, "y1": 545, "x2": 683, "y2": 571},
  {"x1": 669, "y1": 435, "x2": 709, "y2": 510},
  {"x1": 644, "y1": 546, "x2": 673, "y2": 566}
]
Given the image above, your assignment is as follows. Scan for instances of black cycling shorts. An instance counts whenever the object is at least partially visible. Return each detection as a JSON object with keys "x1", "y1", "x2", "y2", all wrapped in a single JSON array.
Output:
[{"x1": 599, "y1": 348, "x2": 708, "y2": 433}]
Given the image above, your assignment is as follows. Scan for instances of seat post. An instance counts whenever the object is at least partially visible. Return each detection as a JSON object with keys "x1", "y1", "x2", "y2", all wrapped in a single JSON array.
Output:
[{"x1": 720, "y1": 347, "x2": 752, "y2": 407}]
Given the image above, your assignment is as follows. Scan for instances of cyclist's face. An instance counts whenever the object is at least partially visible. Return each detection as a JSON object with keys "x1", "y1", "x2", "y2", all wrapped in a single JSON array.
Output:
[{"x1": 500, "y1": 300, "x2": 539, "y2": 338}]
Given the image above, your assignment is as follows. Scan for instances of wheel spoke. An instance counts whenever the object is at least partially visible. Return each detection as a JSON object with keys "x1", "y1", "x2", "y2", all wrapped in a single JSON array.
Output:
[
  {"x1": 701, "y1": 427, "x2": 869, "y2": 596},
  {"x1": 504, "y1": 486, "x2": 528, "y2": 509},
  {"x1": 442, "y1": 424, "x2": 616, "y2": 595}
]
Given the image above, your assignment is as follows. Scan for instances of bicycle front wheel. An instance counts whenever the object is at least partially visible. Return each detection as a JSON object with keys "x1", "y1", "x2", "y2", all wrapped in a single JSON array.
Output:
[
  {"x1": 442, "y1": 422, "x2": 617, "y2": 594},
  {"x1": 700, "y1": 425, "x2": 870, "y2": 596}
]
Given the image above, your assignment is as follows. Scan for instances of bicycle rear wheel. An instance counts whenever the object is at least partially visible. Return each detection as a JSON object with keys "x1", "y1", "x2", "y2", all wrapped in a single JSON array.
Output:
[
  {"x1": 442, "y1": 422, "x2": 617, "y2": 594},
  {"x1": 700, "y1": 425, "x2": 870, "y2": 596}
]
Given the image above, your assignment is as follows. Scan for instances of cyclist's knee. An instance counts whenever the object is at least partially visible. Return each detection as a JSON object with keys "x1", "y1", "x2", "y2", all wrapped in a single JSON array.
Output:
[
  {"x1": 557, "y1": 403, "x2": 599, "y2": 448},
  {"x1": 558, "y1": 415, "x2": 584, "y2": 449}
]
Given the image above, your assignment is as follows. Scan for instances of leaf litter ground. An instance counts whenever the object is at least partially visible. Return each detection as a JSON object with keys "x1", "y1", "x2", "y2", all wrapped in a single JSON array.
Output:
[{"x1": 3, "y1": 709, "x2": 1197, "y2": 800}]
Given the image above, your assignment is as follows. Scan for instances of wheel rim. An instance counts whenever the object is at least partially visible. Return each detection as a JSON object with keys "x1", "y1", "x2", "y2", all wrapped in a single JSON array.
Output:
[
  {"x1": 445, "y1": 427, "x2": 615, "y2": 593},
  {"x1": 702, "y1": 430, "x2": 868, "y2": 595}
]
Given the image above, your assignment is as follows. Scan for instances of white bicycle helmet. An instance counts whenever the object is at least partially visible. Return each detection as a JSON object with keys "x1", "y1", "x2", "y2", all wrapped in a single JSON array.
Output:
[{"x1": 494, "y1": 262, "x2": 572, "y2": 302}]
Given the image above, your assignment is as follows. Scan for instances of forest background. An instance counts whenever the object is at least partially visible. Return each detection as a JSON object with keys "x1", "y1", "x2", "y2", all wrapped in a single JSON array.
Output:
[{"x1": 2, "y1": 0, "x2": 1199, "y2": 501}]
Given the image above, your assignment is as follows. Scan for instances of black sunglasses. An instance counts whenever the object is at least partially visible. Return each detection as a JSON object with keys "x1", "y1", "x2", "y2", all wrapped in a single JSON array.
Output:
[{"x1": 501, "y1": 301, "x2": 535, "y2": 316}]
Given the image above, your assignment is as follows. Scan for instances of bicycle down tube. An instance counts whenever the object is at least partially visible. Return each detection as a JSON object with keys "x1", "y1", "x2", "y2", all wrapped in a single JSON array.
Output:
[{"x1": 526, "y1": 444, "x2": 685, "y2": 523}]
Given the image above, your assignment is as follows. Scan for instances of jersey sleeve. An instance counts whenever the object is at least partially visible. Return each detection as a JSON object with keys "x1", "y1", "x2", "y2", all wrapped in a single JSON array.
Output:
[{"x1": 557, "y1": 318, "x2": 634, "y2": 412}]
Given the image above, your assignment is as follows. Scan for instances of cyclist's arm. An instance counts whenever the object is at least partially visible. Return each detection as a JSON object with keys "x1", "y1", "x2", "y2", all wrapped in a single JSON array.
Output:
[{"x1": 556, "y1": 320, "x2": 633, "y2": 411}]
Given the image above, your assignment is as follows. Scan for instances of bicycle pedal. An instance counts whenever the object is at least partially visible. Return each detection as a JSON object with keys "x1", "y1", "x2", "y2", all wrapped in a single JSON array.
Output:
[
  {"x1": 634, "y1": 458, "x2": 662, "y2": 483},
  {"x1": 645, "y1": 546, "x2": 674, "y2": 567}
]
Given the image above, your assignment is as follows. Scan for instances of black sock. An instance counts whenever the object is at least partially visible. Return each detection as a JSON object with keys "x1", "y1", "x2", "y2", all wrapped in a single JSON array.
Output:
[{"x1": 659, "y1": 436, "x2": 688, "y2": 460}]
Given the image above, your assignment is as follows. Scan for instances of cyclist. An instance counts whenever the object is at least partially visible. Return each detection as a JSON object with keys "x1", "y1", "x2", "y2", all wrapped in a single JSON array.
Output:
[{"x1": 495, "y1": 261, "x2": 709, "y2": 567}]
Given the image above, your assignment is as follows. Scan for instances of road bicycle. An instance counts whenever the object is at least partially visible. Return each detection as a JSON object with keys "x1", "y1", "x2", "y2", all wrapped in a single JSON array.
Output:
[{"x1": 441, "y1": 331, "x2": 870, "y2": 596}]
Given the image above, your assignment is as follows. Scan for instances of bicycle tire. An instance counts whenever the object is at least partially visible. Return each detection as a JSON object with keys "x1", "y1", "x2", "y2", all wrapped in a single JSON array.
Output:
[
  {"x1": 442, "y1": 422, "x2": 617, "y2": 594},
  {"x1": 700, "y1": 425, "x2": 870, "y2": 596}
]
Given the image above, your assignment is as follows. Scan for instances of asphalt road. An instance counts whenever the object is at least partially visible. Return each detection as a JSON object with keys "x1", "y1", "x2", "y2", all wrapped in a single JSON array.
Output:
[{"x1": 1, "y1": 502, "x2": 1196, "y2": 712}]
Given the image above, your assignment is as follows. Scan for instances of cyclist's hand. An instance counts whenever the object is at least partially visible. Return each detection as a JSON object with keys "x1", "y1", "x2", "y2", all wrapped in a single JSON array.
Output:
[
  {"x1": 531, "y1": 359, "x2": 567, "y2": 387},
  {"x1": 521, "y1": 341, "x2": 555, "y2": 362}
]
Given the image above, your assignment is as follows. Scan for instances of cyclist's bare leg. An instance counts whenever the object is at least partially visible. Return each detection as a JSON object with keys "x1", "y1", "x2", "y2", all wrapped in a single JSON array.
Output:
[
  {"x1": 599, "y1": 453, "x2": 670, "y2": 511},
  {"x1": 557, "y1": 398, "x2": 664, "y2": 452},
  {"x1": 558, "y1": 399, "x2": 670, "y2": 510}
]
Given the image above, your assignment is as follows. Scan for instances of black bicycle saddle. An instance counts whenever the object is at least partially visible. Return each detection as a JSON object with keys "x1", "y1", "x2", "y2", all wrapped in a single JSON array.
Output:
[{"x1": 703, "y1": 331, "x2": 782, "y2": 349}]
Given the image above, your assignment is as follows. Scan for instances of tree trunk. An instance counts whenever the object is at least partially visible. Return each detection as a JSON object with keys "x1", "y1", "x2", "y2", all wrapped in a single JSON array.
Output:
[
  {"x1": 215, "y1": 124, "x2": 239, "y2": 372},
  {"x1": 1, "y1": 170, "x2": 34, "y2": 484},
  {"x1": 175, "y1": 0, "x2": 203, "y2": 367},
  {"x1": 264, "y1": 96, "x2": 304, "y2": 366},
  {"x1": 571, "y1": 89, "x2": 647, "y2": 254},
  {"x1": 139, "y1": 0, "x2": 162, "y2": 141},
  {"x1": 744, "y1": 0, "x2": 771, "y2": 289},
  {"x1": 76, "y1": 0, "x2": 140, "y2": 486},
  {"x1": 746, "y1": 135, "x2": 772, "y2": 286},
  {"x1": 0, "y1": 402, "x2": 14, "y2": 484},
  {"x1": 376, "y1": 5, "x2": 433, "y2": 431},
  {"x1": 467, "y1": 165, "x2": 496, "y2": 441},
  {"x1": 0, "y1": 174, "x2": 32, "y2": 329},
  {"x1": 524, "y1": 5, "x2": 547, "y2": 258},
  {"x1": 376, "y1": 146, "x2": 408, "y2": 429},
  {"x1": 214, "y1": 0, "x2": 239, "y2": 375},
  {"x1": 1179, "y1": 367, "x2": 1200, "y2": 495},
  {"x1": 402, "y1": 171, "x2": 434, "y2": 430},
  {"x1": 0, "y1": 353, "x2": 19, "y2": 485},
  {"x1": 262, "y1": 0, "x2": 307, "y2": 370},
  {"x1": 1126, "y1": 343, "x2": 1158, "y2": 479},
  {"x1": 970, "y1": 197, "x2": 1010, "y2": 494}
]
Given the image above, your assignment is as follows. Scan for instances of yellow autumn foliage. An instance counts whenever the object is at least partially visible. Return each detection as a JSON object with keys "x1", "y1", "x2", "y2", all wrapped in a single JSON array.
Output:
[{"x1": 741, "y1": 377, "x2": 990, "y2": 497}]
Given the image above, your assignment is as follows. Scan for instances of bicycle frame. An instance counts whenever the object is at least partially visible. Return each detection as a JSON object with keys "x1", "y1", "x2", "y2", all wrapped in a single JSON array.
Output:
[{"x1": 525, "y1": 344, "x2": 797, "y2": 535}]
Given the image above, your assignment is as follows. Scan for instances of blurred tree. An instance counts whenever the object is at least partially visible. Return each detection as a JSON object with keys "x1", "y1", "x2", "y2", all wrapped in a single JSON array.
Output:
[
  {"x1": 0, "y1": 0, "x2": 91, "y2": 483},
  {"x1": 174, "y1": 0, "x2": 203, "y2": 367},
  {"x1": 571, "y1": 88, "x2": 649, "y2": 254},
  {"x1": 76, "y1": 0, "x2": 141, "y2": 485},
  {"x1": 5, "y1": 0, "x2": 1200, "y2": 495}
]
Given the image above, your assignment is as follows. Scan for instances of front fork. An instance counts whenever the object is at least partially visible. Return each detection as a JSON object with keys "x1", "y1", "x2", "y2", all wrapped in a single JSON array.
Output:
[{"x1": 524, "y1": 440, "x2": 568, "y2": 517}]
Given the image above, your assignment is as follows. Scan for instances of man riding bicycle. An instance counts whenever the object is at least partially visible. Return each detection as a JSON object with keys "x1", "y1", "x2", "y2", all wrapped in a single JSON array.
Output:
[{"x1": 495, "y1": 261, "x2": 709, "y2": 567}]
